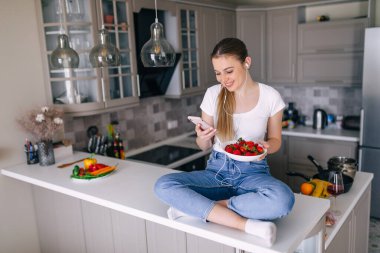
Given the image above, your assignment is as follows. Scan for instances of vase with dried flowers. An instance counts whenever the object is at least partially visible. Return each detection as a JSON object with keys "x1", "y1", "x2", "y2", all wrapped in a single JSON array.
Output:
[{"x1": 18, "y1": 106, "x2": 64, "y2": 166}]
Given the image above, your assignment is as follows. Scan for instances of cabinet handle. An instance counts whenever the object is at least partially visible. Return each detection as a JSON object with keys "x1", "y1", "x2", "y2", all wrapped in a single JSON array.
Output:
[
  {"x1": 359, "y1": 108, "x2": 364, "y2": 146},
  {"x1": 292, "y1": 63, "x2": 295, "y2": 79},
  {"x1": 182, "y1": 70, "x2": 185, "y2": 90},
  {"x1": 136, "y1": 74, "x2": 141, "y2": 97},
  {"x1": 315, "y1": 49, "x2": 345, "y2": 53},
  {"x1": 315, "y1": 80, "x2": 344, "y2": 83},
  {"x1": 101, "y1": 79, "x2": 106, "y2": 102}
]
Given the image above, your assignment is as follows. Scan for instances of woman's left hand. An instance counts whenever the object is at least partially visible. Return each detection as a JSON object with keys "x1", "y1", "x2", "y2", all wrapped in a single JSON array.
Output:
[{"x1": 257, "y1": 141, "x2": 270, "y2": 161}]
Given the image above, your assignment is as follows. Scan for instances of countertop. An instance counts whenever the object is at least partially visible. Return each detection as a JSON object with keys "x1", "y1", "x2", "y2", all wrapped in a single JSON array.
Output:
[
  {"x1": 2, "y1": 152, "x2": 331, "y2": 253},
  {"x1": 282, "y1": 126, "x2": 360, "y2": 142}
]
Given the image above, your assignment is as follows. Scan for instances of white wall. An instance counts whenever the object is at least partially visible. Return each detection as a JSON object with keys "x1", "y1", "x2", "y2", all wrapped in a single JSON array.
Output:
[{"x1": 0, "y1": 0, "x2": 47, "y2": 252}]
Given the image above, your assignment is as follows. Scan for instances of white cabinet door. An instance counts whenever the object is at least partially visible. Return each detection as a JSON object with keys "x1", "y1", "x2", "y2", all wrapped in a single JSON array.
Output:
[
  {"x1": 267, "y1": 8, "x2": 297, "y2": 84},
  {"x1": 81, "y1": 201, "x2": 116, "y2": 253},
  {"x1": 298, "y1": 18, "x2": 367, "y2": 54},
  {"x1": 326, "y1": 212, "x2": 353, "y2": 253},
  {"x1": 33, "y1": 186, "x2": 86, "y2": 253},
  {"x1": 236, "y1": 11, "x2": 266, "y2": 83},
  {"x1": 146, "y1": 221, "x2": 187, "y2": 253},
  {"x1": 297, "y1": 52, "x2": 363, "y2": 85},
  {"x1": 199, "y1": 7, "x2": 219, "y2": 89},
  {"x1": 187, "y1": 234, "x2": 235, "y2": 253},
  {"x1": 353, "y1": 186, "x2": 371, "y2": 253},
  {"x1": 36, "y1": 0, "x2": 139, "y2": 115}
]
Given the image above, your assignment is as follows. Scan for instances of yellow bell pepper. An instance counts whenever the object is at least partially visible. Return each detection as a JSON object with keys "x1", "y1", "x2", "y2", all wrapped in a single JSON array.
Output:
[{"x1": 83, "y1": 155, "x2": 97, "y2": 169}]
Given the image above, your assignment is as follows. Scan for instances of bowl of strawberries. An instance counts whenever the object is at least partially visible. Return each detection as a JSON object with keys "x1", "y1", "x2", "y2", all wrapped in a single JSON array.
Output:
[{"x1": 221, "y1": 138, "x2": 267, "y2": 162}]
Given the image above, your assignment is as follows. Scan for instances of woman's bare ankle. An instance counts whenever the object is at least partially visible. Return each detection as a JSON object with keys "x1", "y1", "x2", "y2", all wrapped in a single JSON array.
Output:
[{"x1": 216, "y1": 199, "x2": 228, "y2": 207}]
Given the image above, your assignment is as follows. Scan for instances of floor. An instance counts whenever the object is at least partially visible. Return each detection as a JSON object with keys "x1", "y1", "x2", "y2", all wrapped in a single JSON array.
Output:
[{"x1": 369, "y1": 218, "x2": 380, "y2": 253}]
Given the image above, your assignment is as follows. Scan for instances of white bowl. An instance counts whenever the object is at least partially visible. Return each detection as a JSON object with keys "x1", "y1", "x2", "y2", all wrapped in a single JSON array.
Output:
[{"x1": 219, "y1": 141, "x2": 267, "y2": 162}]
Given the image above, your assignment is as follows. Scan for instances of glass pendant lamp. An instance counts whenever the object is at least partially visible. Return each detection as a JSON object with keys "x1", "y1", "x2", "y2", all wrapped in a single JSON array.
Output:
[
  {"x1": 50, "y1": 0, "x2": 79, "y2": 69},
  {"x1": 89, "y1": 0, "x2": 121, "y2": 68},
  {"x1": 140, "y1": 0, "x2": 176, "y2": 67},
  {"x1": 89, "y1": 28, "x2": 120, "y2": 67}
]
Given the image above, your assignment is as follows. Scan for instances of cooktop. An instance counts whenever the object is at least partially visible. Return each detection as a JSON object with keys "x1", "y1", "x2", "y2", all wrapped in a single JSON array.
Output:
[{"x1": 127, "y1": 145, "x2": 200, "y2": 166}]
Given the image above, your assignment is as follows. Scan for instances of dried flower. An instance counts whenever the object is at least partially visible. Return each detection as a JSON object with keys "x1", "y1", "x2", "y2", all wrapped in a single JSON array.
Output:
[{"x1": 17, "y1": 106, "x2": 64, "y2": 141}]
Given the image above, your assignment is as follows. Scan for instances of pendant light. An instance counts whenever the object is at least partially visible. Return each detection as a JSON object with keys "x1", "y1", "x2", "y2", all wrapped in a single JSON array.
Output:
[
  {"x1": 89, "y1": 0, "x2": 121, "y2": 68},
  {"x1": 140, "y1": 0, "x2": 176, "y2": 67},
  {"x1": 50, "y1": 0, "x2": 79, "y2": 69}
]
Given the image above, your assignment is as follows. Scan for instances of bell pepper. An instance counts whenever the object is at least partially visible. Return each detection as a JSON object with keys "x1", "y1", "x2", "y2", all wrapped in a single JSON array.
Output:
[{"x1": 84, "y1": 155, "x2": 97, "y2": 169}]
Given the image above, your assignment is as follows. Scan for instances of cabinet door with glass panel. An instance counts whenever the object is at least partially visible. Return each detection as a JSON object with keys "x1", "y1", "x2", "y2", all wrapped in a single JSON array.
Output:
[
  {"x1": 178, "y1": 5, "x2": 202, "y2": 95},
  {"x1": 37, "y1": 0, "x2": 138, "y2": 115}
]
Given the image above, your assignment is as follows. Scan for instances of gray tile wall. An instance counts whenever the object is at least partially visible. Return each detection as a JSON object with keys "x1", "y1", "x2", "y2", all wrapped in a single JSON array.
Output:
[
  {"x1": 64, "y1": 95, "x2": 203, "y2": 152},
  {"x1": 276, "y1": 85, "x2": 362, "y2": 122},
  {"x1": 63, "y1": 86, "x2": 362, "y2": 152}
]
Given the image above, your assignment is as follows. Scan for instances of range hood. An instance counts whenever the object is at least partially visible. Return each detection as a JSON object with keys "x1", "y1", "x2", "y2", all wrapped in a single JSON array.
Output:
[{"x1": 133, "y1": 8, "x2": 181, "y2": 98}]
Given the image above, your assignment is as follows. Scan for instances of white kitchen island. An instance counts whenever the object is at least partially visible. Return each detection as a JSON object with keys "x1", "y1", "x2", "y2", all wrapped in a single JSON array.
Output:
[{"x1": 1, "y1": 152, "x2": 372, "y2": 253}]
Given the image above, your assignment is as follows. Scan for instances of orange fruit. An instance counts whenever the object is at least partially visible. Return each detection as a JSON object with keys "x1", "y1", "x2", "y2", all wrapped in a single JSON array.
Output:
[{"x1": 300, "y1": 182, "x2": 315, "y2": 195}]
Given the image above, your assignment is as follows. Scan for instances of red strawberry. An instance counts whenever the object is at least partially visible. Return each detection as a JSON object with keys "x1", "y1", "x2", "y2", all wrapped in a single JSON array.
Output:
[
  {"x1": 233, "y1": 150, "x2": 242, "y2": 155},
  {"x1": 245, "y1": 151, "x2": 254, "y2": 156},
  {"x1": 225, "y1": 147, "x2": 233, "y2": 153},
  {"x1": 257, "y1": 146, "x2": 264, "y2": 154}
]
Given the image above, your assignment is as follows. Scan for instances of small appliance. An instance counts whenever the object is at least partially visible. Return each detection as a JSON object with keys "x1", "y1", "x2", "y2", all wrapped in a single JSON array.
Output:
[{"x1": 313, "y1": 109, "x2": 328, "y2": 129}]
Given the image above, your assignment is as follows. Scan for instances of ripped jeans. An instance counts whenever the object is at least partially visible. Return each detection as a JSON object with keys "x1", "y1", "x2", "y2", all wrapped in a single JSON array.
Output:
[{"x1": 154, "y1": 150, "x2": 295, "y2": 222}]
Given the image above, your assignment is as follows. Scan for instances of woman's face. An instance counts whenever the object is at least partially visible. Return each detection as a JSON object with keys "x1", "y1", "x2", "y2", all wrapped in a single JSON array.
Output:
[{"x1": 212, "y1": 55, "x2": 246, "y2": 92}]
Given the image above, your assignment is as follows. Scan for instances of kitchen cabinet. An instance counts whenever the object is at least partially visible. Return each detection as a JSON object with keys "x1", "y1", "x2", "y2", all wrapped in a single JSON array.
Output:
[
  {"x1": 297, "y1": 18, "x2": 367, "y2": 85},
  {"x1": 33, "y1": 186, "x2": 147, "y2": 253},
  {"x1": 287, "y1": 136, "x2": 358, "y2": 192},
  {"x1": 266, "y1": 7, "x2": 297, "y2": 84},
  {"x1": 297, "y1": 52, "x2": 364, "y2": 85},
  {"x1": 298, "y1": 18, "x2": 367, "y2": 54},
  {"x1": 33, "y1": 186, "x2": 86, "y2": 253},
  {"x1": 199, "y1": 7, "x2": 236, "y2": 89},
  {"x1": 236, "y1": 11, "x2": 266, "y2": 83},
  {"x1": 146, "y1": 221, "x2": 187, "y2": 253},
  {"x1": 178, "y1": 5, "x2": 201, "y2": 95},
  {"x1": 267, "y1": 136, "x2": 288, "y2": 183},
  {"x1": 36, "y1": 0, "x2": 139, "y2": 115},
  {"x1": 187, "y1": 234, "x2": 235, "y2": 253},
  {"x1": 326, "y1": 186, "x2": 371, "y2": 253},
  {"x1": 325, "y1": 210, "x2": 352, "y2": 253},
  {"x1": 165, "y1": 4, "x2": 203, "y2": 98}
]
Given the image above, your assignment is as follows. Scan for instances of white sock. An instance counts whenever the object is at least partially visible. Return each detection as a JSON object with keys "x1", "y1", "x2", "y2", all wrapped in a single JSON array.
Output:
[
  {"x1": 245, "y1": 219, "x2": 277, "y2": 246},
  {"x1": 167, "y1": 207, "x2": 190, "y2": 220}
]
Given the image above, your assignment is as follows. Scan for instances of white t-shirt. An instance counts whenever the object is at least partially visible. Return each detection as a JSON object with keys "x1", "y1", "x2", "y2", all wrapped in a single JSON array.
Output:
[{"x1": 200, "y1": 83, "x2": 285, "y2": 151}]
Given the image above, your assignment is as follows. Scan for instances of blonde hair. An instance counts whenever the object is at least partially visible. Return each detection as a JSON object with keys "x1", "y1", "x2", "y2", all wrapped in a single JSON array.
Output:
[
  {"x1": 216, "y1": 88, "x2": 235, "y2": 142},
  {"x1": 211, "y1": 38, "x2": 248, "y2": 141}
]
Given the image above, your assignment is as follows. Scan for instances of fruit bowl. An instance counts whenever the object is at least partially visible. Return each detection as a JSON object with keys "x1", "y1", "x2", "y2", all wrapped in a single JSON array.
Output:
[{"x1": 220, "y1": 139, "x2": 267, "y2": 162}]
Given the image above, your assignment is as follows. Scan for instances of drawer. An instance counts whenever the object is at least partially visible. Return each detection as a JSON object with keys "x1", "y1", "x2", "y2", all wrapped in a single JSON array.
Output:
[{"x1": 288, "y1": 137, "x2": 357, "y2": 168}]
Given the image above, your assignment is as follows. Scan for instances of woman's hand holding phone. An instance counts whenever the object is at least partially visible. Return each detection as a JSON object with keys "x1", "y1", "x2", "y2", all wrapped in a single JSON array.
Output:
[{"x1": 188, "y1": 116, "x2": 217, "y2": 150}]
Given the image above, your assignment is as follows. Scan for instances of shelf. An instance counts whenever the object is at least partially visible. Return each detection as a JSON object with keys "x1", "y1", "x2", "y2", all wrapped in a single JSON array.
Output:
[{"x1": 46, "y1": 30, "x2": 89, "y2": 35}]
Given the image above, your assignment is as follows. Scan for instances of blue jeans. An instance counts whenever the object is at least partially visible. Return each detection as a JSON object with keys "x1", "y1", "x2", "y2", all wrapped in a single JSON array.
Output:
[{"x1": 154, "y1": 150, "x2": 295, "y2": 222}]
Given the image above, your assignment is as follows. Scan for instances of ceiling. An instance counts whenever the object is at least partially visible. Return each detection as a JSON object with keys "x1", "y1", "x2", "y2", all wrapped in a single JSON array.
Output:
[{"x1": 210, "y1": 0, "x2": 349, "y2": 7}]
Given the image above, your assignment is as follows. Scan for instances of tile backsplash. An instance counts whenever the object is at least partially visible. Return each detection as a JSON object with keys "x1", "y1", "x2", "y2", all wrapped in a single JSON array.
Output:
[
  {"x1": 276, "y1": 85, "x2": 362, "y2": 122},
  {"x1": 64, "y1": 95, "x2": 203, "y2": 152},
  {"x1": 63, "y1": 86, "x2": 362, "y2": 152}
]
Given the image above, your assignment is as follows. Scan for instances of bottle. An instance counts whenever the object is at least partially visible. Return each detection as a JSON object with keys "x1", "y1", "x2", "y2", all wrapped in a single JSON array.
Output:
[
  {"x1": 113, "y1": 139, "x2": 119, "y2": 158},
  {"x1": 119, "y1": 139, "x2": 125, "y2": 160}
]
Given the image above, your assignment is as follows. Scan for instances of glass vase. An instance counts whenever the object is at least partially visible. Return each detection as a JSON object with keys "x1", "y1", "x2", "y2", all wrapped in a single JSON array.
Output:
[{"x1": 37, "y1": 140, "x2": 55, "y2": 166}]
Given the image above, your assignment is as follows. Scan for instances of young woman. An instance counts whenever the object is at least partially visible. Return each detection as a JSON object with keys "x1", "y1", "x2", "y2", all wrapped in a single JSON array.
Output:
[{"x1": 154, "y1": 38, "x2": 294, "y2": 246}]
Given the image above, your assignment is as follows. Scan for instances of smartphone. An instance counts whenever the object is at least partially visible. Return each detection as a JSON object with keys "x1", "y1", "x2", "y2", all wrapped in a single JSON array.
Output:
[{"x1": 187, "y1": 116, "x2": 212, "y2": 130}]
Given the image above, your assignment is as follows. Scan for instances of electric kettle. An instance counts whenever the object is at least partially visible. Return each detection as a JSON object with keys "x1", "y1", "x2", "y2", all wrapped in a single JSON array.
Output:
[{"x1": 313, "y1": 109, "x2": 328, "y2": 129}]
